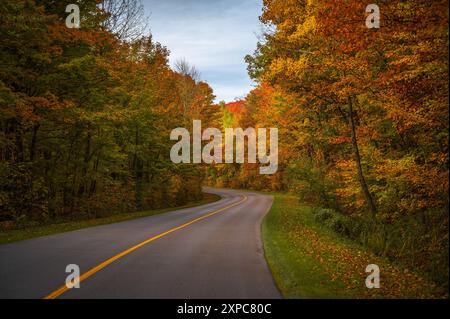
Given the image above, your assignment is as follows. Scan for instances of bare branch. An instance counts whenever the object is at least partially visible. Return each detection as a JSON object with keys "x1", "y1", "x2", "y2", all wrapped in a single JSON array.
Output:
[
  {"x1": 174, "y1": 58, "x2": 201, "y2": 82},
  {"x1": 100, "y1": 0, "x2": 150, "y2": 41}
]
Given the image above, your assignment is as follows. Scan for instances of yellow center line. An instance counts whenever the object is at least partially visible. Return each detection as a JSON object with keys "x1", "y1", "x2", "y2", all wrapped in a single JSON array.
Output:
[{"x1": 43, "y1": 195, "x2": 247, "y2": 299}]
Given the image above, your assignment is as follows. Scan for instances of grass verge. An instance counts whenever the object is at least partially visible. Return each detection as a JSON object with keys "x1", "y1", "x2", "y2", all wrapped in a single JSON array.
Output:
[
  {"x1": 262, "y1": 193, "x2": 446, "y2": 299},
  {"x1": 0, "y1": 192, "x2": 221, "y2": 245}
]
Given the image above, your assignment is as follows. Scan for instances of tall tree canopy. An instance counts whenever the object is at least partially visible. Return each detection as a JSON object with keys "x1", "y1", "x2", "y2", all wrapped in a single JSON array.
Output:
[{"x1": 0, "y1": 0, "x2": 215, "y2": 220}]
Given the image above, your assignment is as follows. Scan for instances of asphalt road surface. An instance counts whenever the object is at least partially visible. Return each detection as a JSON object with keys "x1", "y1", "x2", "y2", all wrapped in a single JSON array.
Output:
[{"x1": 0, "y1": 188, "x2": 281, "y2": 299}]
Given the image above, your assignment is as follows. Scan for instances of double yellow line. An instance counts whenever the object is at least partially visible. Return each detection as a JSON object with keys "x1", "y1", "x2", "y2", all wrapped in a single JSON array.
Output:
[{"x1": 44, "y1": 195, "x2": 247, "y2": 299}]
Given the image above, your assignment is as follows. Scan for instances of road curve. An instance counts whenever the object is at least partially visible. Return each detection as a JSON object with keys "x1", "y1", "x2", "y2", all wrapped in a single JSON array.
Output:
[{"x1": 0, "y1": 188, "x2": 281, "y2": 299}]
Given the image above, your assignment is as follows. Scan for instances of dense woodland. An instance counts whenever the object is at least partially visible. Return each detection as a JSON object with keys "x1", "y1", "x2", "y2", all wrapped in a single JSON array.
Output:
[
  {"x1": 0, "y1": 0, "x2": 217, "y2": 221},
  {"x1": 206, "y1": 0, "x2": 449, "y2": 289},
  {"x1": 0, "y1": 0, "x2": 448, "y2": 292}
]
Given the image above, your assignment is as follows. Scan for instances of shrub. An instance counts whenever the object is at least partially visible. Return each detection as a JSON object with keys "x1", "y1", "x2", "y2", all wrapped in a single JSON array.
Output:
[
  {"x1": 311, "y1": 205, "x2": 449, "y2": 290},
  {"x1": 312, "y1": 208, "x2": 334, "y2": 223},
  {"x1": 312, "y1": 207, "x2": 356, "y2": 237}
]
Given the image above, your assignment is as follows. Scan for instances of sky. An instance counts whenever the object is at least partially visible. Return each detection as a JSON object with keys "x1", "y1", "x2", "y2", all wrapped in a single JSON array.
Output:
[{"x1": 142, "y1": 0, "x2": 263, "y2": 103}]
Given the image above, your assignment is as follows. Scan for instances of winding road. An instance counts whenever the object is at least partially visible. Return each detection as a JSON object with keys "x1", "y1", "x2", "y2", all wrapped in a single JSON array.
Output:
[{"x1": 0, "y1": 188, "x2": 281, "y2": 299}]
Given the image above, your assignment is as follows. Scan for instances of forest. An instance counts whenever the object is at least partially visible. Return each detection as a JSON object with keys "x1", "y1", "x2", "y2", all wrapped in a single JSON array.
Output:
[
  {"x1": 0, "y1": 0, "x2": 218, "y2": 222},
  {"x1": 0, "y1": 0, "x2": 448, "y2": 295},
  {"x1": 205, "y1": 0, "x2": 449, "y2": 291}
]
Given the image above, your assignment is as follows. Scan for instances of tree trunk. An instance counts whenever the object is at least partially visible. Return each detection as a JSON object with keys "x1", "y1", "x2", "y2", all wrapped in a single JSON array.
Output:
[
  {"x1": 12, "y1": 119, "x2": 24, "y2": 163},
  {"x1": 134, "y1": 126, "x2": 143, "y2": 211},
  {"x1": 347, "y1": 96, "x2": 377, "y2": 217},
  {"x1": 78, "y1": 131, "x2": 91, "y2": 198},
  {"x1": 30, "y1": 123, "x2": 40, "y2": 161}
]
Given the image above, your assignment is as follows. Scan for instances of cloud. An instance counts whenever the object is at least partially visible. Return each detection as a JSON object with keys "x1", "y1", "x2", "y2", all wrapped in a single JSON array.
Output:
[{"x1": 142, "y1": 0, "x2": 262, "y2": 102}]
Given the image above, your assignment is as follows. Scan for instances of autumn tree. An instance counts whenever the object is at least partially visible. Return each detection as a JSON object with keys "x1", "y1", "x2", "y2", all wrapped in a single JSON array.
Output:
[{"x1": 0, "y1": 0, "x2": 214, "y2": 220}]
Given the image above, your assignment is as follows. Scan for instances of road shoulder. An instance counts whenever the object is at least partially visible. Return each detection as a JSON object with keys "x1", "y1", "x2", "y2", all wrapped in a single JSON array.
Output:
[{"x1": 262, "y1": 193, "x2": 445, "y2": 298}]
